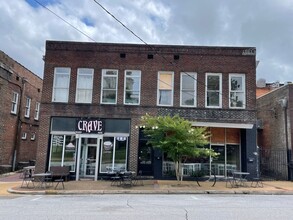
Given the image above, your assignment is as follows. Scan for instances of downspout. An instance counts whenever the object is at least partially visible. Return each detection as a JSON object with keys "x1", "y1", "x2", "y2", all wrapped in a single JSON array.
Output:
[{"x1": 12, "y1": 77, "x2": 27, "y2": 171}]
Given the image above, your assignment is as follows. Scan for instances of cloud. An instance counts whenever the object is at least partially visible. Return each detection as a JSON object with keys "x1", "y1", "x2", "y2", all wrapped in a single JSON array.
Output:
[{"x1": 0, "y1": 0, "x2": 292, "y2": 82}]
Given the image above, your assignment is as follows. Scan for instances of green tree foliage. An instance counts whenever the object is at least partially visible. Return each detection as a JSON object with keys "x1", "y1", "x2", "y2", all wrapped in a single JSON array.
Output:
[{"x1": 140, "y1": 114, "x2": 217, "y2": 181}]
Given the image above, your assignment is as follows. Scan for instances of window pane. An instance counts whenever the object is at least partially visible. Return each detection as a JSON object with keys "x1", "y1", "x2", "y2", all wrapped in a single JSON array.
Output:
[
  {"x1": 50, "y1": 135, "x2": 64, "y2": 167},
  {"x1": 102, "y1": 90, "x2": 116, "y2": 103},
  {"x1": 182, "y1": 75, "x2": 194, "y2": 90},
  {"x1": 207, "y1": 91, "x2": 220, "y2": 106},
  {"x1": 207, "y1": 75, "x2": 219, "y2": 90},
  {"x1": 231, "y1": 77, "x2": 243, "y2": 91},
  {"x1": 159, "y1": 74, "x2": 172, "y2": 89},
  {"x1": 182, "y1": 91, "x2": 195, "y2": 105},
  {"x1": 103, "y1": 77, "x2": 116, "y2": 89},
  {"x1": 63, "y1": 135, "x2": 76, "y2": 171},
  {"x1": 159, "y1": 90, "x2": 172, "y2": 105},
  {"x1": 230, "y1": 92, "x2": 244, "y2": 107},
  {"x1": 114, "y1": 137, "x2": 127, "y2": 171},
  {"x1": 100, "y1": 137, "x2": 114, "y2": 172}
]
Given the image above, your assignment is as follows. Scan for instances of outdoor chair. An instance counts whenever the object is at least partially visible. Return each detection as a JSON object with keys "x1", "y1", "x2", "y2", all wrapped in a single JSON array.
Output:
[
  {"x1": 54, "y1": 175, "x2": 65, "y2": 190},
  {"x1": 133, "y1": 170, "x2": 144, "y2": 186},
  {"x1": 225, "y1": 170, "x2": 235, "y2": 188},
  {"x1": 110, "y1": 172, "x2": 122, "y2": 186},
  {"x1": 21, "y1": 169, "x2": 34, "y2": 188}
]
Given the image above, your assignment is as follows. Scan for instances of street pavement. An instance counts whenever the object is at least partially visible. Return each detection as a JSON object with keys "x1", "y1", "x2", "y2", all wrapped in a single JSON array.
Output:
[{"x1": 2, "y1": 171, "x2": 293, "y2": 195}]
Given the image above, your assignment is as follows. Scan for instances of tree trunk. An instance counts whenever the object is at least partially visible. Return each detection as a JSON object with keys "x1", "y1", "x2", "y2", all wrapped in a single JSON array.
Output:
[{"x1": 175, "y1": 160, "x2": 183, "y2": 182}]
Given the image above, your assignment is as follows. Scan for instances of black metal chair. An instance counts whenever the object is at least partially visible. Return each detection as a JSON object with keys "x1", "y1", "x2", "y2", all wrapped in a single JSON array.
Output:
[
  {"x1": 21, "y1": 169, "x2": 34, "y2": 188},
  {"x1": 133, "y1": 170, "x2": 144, "y2": 186},
  {"x1": 54, "y1": 175, "x2": 65, "y2": 190}
]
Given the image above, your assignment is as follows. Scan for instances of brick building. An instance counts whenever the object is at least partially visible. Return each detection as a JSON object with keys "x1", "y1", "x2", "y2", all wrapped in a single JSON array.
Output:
[
  {"x1": 36, "y1": 40, "x2": 258, "y2": 180},
  {"x1": 0, "y1": 50, "x2": 43, "y2": 173},
  {"x1": 257, "y1": 83, "x2": 293, "y2": 180}
]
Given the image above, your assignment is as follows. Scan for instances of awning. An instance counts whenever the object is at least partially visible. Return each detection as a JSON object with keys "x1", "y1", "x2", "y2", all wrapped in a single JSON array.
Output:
[{"x1": 191, "y1": 121, "x2": 254, "y2": 129}]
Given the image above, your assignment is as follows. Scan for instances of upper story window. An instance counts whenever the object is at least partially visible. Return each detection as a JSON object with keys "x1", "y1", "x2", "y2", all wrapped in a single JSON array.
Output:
[
  {"x1": 206, "y1": 73, "x2": 222, "y2": 108},
  {"x1": 52, "y1": 67, "x2": 71, "y2": 103},
  {"x1": 101, "y1": 69, "x2": 118, "y2": 104},
  {"x1": 76, "y1": 68, "x2": 94, "y2": 103},
  {"x1": 24, "y1": 97, "x2": 31, "y2": 118},
  {"x1": 180, "y1": 72, "x2": 197, "y2": 107},
  {"x1": 11, "y1": 92, "x2": 19, "y2": 114},
  {"x1": 34, "y1": 102, "x2": 40, "y2": 121},
  {"x1": 229, "y1": 74, "x2": 246, "y2": 108},
  {"x1": 124, "y1": 70, "x2": 141, "y2": 105},
  {"x1": 157, "y1": 71, "x2": 174, "y2": 106}
]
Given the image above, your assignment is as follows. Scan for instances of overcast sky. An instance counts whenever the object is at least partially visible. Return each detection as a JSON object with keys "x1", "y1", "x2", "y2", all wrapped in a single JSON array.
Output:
[{"x1": 1, "y1": 0, "x2": 292, "y2": 82}]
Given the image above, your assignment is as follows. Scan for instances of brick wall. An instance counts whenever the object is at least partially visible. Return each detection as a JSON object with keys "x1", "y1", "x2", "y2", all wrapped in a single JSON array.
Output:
[
  {"x1": 0, "y1": 51, "x2": 43, "y2": 169},
  {"x1": 37, "y1": 41, "x2": 256, "y2": 172}
]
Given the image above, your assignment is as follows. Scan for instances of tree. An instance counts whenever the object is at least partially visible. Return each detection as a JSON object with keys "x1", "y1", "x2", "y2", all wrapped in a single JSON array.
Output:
[{"x1": 140, "y1": 114, "x2": 217, "y2": 181}]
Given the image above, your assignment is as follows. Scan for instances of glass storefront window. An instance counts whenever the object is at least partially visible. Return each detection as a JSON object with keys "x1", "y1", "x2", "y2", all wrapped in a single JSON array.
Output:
[
  {"x1": 49, "y1": 134, "x2": 76, "y2": 171},
  {"x1": 100, "y1": 136, "x2": 128, "y2": 173}
]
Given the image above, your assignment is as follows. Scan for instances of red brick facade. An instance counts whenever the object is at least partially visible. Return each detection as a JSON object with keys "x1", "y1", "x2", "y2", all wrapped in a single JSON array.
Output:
[
  {"x1": 36, "y1": 41, "x2": 257, "y2": 177},
  {"x1": 0, "y1": 51, "x2": 43, "y2": 173}
]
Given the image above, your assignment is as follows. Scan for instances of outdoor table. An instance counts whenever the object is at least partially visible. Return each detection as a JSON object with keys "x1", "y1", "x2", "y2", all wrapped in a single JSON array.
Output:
[
  {"x1": 232, "y1": 171, "x2": 250, "y2": 187},
  {"x1": 33, "y1": 173, "x2": 52, "y2": 189}
]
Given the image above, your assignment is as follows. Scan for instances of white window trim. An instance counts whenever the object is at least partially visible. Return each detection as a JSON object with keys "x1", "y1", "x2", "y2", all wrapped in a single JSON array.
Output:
[
  {"x1": 180, "y1": 72, "x2": 197, "y2": 107},
  {"x1": 205, "y1": 73, "x2": 222, "y2": 108},
  {"x1": 229, "y1": 73, "x2": 246, "y2": 109},
  {"x1": 24, "y1": 97, "x2": 31, "y2": 118},
  {"x1": 101, "y1": 69, "x2": 118, "y2": 104},
  {"x1": 124, "y1": 70, "x2": 141, "y2": 105},
  {"x1": 11, "y1": 92, "x2": 19, "y2": 114},
  {"x1": 157, "y1": 71, "x2": 174, "y2": 106},
  {"x1": 34, "y1": 102, "x2": 40, "y2": 120},
  {"x1": 52, "y1": 67, "x2": 71, "y2": 103},
  {"x1": 22, "y1": 132, "x2": 27, "y2": 140},
  {"x1": 31, "y1": 133, "x2": 36, "y2": 141},
  {"x1": 75, "y1": 68, "x2": 94, "y2": 103}
]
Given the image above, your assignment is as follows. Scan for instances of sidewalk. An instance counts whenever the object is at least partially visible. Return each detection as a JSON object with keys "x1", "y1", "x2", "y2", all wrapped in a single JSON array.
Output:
[{"x1": 2, "y1": 172, "x2": 293, "y2": 195}]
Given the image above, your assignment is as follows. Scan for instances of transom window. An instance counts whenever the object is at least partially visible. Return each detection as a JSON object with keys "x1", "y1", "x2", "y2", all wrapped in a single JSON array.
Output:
[
  {"x1": 206, "y1": 73, "x2": 222, "y2": 108},
  {"x1": 124, "y1": 70, "x2": 141, "y2": 105},
  {"x1": 52, "y1": 67, "x2": 71, "y2": 102},
  {"x1": 11, "y1": 92, "x2": 19, "y2": 114},
  {"x1": 180, "y1": 72, "x2": 197, "y2": 107},
  {"x1": 157, "y1": 71, "x2": 174, "y2": 106},
  {"x1": 24, "y1": 97, "x2": 31, "y2": 118},
  {"x1": 101, "y1": 69, "x2": 118, "y2": 104},
  {"x1": 229, "y1": 74, "x2": 245, "y2": 108},
  {"x1": 76, "y1": 68, "x2": 94, "y2": 103}
]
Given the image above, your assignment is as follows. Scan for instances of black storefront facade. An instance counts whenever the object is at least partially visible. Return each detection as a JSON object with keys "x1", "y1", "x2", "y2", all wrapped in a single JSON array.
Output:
[{"x1": 49, "y1": 117, "x2": 133, "y2": 181}]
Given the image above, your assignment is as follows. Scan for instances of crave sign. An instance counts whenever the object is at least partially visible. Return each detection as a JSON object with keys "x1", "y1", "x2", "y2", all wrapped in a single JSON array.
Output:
[{"x1": 76, "y1": 118, "x2": 104, "y2": 134}]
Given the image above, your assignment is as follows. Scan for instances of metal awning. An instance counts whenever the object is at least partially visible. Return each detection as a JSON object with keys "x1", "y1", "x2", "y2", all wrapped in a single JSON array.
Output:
[{"x1": 191, "y1": 121, "x2": 254, "y2": 129}]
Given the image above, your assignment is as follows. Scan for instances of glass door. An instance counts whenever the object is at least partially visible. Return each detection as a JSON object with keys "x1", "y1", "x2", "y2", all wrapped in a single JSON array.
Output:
[{"x1": 79, "y1": 137, "x2": 98, "y2": 178}]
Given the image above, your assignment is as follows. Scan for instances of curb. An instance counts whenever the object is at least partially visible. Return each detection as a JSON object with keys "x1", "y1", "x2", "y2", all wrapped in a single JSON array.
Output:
[{"x1": 8, "y1": 187, "x2": 293, "y2": 195}]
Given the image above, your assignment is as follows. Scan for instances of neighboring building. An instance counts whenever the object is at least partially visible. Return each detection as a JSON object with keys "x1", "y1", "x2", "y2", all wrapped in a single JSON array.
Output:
[
  {"x1": 256, "y1": 79, "x2": 285, "y2": 98},
  {"x1": 0, "y1": 50, "x2": 43, "y2": 173},
  {"x1": 257, "y1": 83, "x2": 293, "y2": 180},
  {"x1": 36, "y1": 40, "x2": 257, "y2": 180}
]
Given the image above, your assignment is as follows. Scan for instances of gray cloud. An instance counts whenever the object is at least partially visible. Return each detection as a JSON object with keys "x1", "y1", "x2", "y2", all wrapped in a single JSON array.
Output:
[{"x1": 0, "y1": 0, "x2": 292, "y2": 83}]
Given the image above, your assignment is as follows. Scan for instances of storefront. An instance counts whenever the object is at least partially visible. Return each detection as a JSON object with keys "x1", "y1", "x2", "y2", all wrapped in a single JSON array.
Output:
[{"x1": 48, "y1": 117, "x2": 130, "y2": 181}]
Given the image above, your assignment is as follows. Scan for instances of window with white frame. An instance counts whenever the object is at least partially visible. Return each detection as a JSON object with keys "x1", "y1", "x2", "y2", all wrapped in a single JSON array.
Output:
[
  {"x1": 124, "y1": 70, "x2": 141, "y2": 105},
  {"x1": 24, "y1": 97, "x2": 31, "y2": 118},
  {"x1": 229, "y1": 74, "x2": 245, "y2": 108},
  {"x1": 22, "y1": 132, "x2": 27, "y2": 140},
  {"x1": 31, "y1": 133, "x2": 36, "y2": 141},
  {"x1": 101, "y1": 69, "x2": 118, "y2": 104},
  {"x1": 180, "y1": 72, "x2": 197, "y2": 107},
  {"x1": 34, "y1": 102, "x2": 40, "y2": 120},
  {"x1": 157, "y1": 71, "x2": 174, "y2": 106},
  {"x1": 206, "y1": 73, "x2": 222, "y2": 108},
  {"x1": 52, "y1": 67, "x2": 71, "y2": 102},
  {"x1": 76, "y1": 68, "x2": 94, "y2": 103},
  {"x1": 11, "y1": 92, "x2": 19, "y2": 114}
]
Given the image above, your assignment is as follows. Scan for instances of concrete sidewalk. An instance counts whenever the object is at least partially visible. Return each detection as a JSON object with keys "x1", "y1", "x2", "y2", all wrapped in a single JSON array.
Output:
[{"x1": 2, "y1": 172, "x2": 293, "y2": 195}]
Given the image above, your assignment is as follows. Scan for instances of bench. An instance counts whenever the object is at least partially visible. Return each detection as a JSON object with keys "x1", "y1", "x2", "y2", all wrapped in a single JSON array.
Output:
[{"x1": 50, "y1": 166, "x2": 70, "y2": 182}]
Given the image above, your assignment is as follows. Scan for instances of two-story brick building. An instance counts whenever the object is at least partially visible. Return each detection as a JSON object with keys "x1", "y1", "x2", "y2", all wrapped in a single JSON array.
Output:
[
  {"x1": 0, "y1": 50, "x2": 43, "y2": 173},
  {"x1": 36, "y1": 40, "x2": 258, "y2": 180}
]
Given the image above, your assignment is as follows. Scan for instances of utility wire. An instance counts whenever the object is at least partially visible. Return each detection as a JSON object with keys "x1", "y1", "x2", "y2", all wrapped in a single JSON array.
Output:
[
  {"x1": 33, "y1": 0, "x2": 97, "y2": 42},
  {"x1": 92, "y1": 0, "x2": 251, "y2": 109}
]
